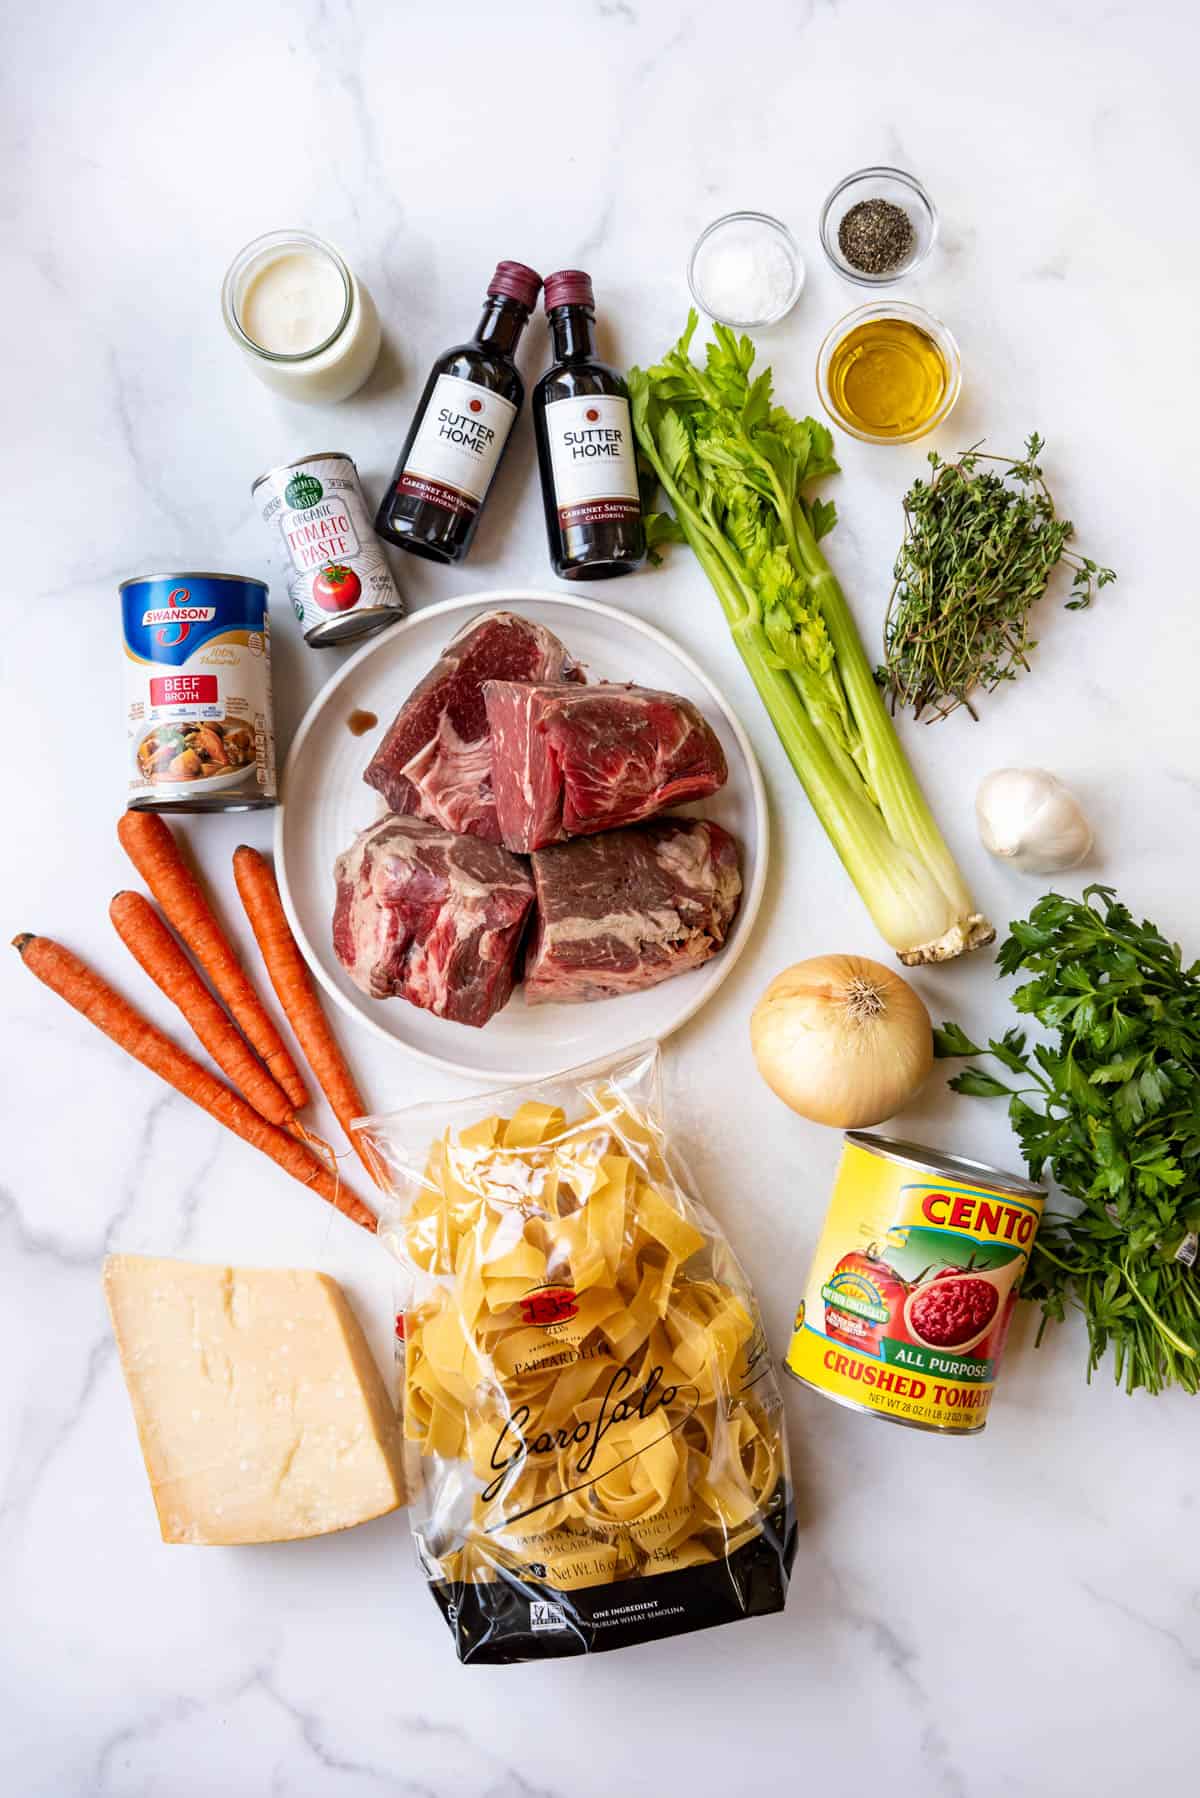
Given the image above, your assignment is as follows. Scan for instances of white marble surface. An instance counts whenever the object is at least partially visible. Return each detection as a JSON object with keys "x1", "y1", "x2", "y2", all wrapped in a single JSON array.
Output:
[{"x1": 3, "y1": 0, "x2": 1197, "y2": 1791}]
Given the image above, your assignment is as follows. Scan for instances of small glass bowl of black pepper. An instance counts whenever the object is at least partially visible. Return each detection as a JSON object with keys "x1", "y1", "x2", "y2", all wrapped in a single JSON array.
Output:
[{"x1": 819, "y1": 167, "x2": 937, "y2": 287}]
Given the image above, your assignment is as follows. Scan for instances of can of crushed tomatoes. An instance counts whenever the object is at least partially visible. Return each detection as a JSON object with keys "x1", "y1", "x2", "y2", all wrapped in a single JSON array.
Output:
[
  {"x1": 785, "y1": 1133, "x2": 1045, "y2": 1435},
  {"x1": 122, "y1": 572, "x2": 276, "y2": 813},
  {"x1": 252, "y1": 452, "x2": 405, "y2": 646}
]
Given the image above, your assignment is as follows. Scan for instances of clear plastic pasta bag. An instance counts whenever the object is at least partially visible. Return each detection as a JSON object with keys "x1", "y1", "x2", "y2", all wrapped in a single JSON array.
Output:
[{"x1": 358, "y1": 1043, "x2": 795, "y2": 1663}]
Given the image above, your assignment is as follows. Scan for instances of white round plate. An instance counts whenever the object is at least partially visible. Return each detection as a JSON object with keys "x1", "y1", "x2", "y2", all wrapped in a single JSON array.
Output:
[{"x1": 276, "y1": 589, "x2": 768, "y2": 1080}]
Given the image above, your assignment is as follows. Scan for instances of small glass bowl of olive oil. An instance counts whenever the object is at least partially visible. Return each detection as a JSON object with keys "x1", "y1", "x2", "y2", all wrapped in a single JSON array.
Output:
[{"x1": 816, "y1": 302, "x2": 961, "y2": 444}]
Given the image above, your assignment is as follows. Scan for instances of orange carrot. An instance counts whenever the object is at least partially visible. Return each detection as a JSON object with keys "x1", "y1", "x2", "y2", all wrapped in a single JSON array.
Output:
[
  {"x1": 109, "y1": 890, "x2": 294, "y2": 1127},
  {"x1": 232, "y1": 846, "x2": 378, "y2": 1184},
  {"x1": 13, "y1": 933, "x2": 375, "y2": 1233},
  {"x1": 117, "y1": 811, "x2": 308, "y2": 1109}
]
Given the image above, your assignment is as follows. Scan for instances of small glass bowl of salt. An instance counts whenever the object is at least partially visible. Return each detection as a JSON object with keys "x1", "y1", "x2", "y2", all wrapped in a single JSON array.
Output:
[{"x1": 688, "y1": 211, "x2": 804, "y2": 330}]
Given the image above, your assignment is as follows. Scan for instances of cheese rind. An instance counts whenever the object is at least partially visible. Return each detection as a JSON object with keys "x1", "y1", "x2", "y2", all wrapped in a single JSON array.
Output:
[{"x1": 103, "y1": 1255, "x2": 405, "y2": 1545}]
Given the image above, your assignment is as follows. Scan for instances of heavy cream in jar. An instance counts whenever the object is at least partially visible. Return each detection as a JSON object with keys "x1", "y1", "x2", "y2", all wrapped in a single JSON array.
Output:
[{"x1": 222, "y1": 230, "x2": 381, "y2": 403}]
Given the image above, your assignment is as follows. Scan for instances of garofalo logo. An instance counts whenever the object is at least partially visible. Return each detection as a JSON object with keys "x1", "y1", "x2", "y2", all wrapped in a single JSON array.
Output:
[
  {"x1": 481, "y1": 1362, "x2": 697, "y2": 1516},
  {"x1": 284, "y1": 470, "x2": 324, "y2": 510}
]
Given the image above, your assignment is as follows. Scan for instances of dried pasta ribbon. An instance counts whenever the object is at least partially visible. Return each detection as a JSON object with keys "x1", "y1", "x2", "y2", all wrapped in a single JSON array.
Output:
[{"x1": 398, "y1": 1094, "x2": 783, "y2": 1586}]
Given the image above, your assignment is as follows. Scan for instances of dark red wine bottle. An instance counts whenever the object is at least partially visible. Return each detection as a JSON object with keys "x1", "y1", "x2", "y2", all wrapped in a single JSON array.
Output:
[
  {"x1": 374, "y1": 261, "x2": 541, "y2": 565},
  {"x1": 533, "y1": 270, "x2": 645, "y2": 580}
]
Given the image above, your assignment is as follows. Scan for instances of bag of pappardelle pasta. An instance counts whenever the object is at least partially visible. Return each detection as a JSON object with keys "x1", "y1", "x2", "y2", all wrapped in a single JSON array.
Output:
[{"x1": 357, "y1": 1043, "x2": 795, "y2": 1664}]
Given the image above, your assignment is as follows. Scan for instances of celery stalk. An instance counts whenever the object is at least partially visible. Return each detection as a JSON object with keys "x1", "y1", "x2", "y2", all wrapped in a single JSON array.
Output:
[{"x1": 629, "y1": 314, "x2": 992, "y2": 964}]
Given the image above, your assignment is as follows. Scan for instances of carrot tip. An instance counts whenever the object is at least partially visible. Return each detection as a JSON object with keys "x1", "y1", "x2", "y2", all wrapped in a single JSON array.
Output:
[{"x1": 12, "y1": 933, "x2": 33, "y2": 954}]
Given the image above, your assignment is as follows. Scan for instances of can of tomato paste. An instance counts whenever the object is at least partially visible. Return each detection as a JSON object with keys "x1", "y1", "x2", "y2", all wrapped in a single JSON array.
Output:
[
  {"x1": 252, "y1": 452, "x2": 405, "y2": 646},
  {"x1": 785, "y1": 1133, "x2": 1046, "y2": 1435},
  {"x1": 122, "y1": 572, "x2": 276, "y2": 813}
]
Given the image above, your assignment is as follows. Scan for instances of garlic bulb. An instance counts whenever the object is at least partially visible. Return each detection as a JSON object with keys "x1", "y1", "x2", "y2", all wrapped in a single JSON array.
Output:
[
  {"x1": 750, "y1": 954, "x2": 934, "y2": 1128},
  {"x1": 976, "y1": 768, "x2": 1093, "y2": 875}
]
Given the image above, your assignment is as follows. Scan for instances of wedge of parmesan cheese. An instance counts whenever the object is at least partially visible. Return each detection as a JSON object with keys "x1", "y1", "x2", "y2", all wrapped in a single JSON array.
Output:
[{"x1": 103, "y1": 1255, "x2": 404, "y2": 1545}]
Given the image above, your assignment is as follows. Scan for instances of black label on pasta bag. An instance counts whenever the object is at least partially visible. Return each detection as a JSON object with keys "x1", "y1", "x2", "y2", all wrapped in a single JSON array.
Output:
[{"x1": 429, "y1": 1484, "x2": 796, "y2": 1664}]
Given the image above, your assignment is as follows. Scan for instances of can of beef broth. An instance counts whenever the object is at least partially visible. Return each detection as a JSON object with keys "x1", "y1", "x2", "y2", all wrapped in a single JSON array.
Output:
[
  {"x1": 785, "y1": 1133, "x2": 1046, "y2": 1435},
  {"x1": 122, "y1": 573, "x2": 276, "y2": 813},
  {"x1": 252, "y1": 452, "x2": 405, "y2": 646}
]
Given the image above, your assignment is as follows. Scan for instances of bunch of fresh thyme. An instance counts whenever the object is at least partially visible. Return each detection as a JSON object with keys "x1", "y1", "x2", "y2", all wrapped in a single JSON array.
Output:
[{"x1": 879, "y1": 435, "x2": 1115, "y2": 722}]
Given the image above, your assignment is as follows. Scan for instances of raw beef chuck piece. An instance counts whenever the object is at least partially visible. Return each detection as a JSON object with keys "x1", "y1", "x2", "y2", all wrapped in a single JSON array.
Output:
[
  {"x1": 484, "y1": 681, "x2": 729, "y2": 853},
  {"x1": 332, "y1": 814, "x2": 534, "y2": 1028},
  {"x1": 524, "y1": 818, "x2": 742, "y2": 1005},
  {"x1": 363, "y1": 610, "x2": 582, "y2": 842}
]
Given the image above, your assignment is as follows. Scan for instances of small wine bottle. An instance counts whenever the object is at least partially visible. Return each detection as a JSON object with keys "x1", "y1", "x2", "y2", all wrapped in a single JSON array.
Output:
[
  {"x1": 533, "y1": 270, "x2": 645, "y2": 580},
  {"x1": 374, "y1": 261, "x2": 541, "y2": 565}
]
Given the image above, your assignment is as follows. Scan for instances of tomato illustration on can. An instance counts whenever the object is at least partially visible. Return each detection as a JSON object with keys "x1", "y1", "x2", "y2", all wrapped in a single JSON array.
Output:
[
  {"x1": 822, "y1": 1247, "x2": 909, "y2": 1354},
  {"x1": 312, "y1": 562, "x2": 363, "y2": 612}
]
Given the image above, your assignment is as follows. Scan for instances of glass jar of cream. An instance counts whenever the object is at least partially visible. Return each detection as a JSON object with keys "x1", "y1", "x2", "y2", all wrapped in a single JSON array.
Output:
[{"x1": 221, "y1": 230, "x2": 381, "y2": 403}]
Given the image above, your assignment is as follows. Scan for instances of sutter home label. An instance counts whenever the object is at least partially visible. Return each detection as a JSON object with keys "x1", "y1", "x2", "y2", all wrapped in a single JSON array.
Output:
[
  {"x1": 254, "y1": 454, "x2": 403, "y2": 640},
  {"x1": 397, "y1": 374, "x2": 517, "y2": 518},
  {"x1": 544, "y1": 393, "x2": 640, "y2": 528}
]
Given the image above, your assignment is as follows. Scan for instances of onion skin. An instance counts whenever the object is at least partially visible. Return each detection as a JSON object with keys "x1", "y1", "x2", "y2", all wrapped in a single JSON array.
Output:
[{"x1": 750, "y1": 953, "x2": 934, "y2": 1127}]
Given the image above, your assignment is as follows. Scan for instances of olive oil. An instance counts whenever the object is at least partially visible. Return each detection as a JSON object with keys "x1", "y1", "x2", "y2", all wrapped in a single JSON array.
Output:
[{"x1": 826, "y1": 316, "x2": 948, "y2": 439}]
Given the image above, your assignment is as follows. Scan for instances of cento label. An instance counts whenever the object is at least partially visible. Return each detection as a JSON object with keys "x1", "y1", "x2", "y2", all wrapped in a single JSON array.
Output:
[
  {"x1": 398, "y1": 374, "x2": 517, "y2": 518},
  {"x1": 544, "y1": 393, "x2": 640, "y2": 529},
  {"x1": 785, "y1": 1140, "x2": 1045, "y2": 1433}
]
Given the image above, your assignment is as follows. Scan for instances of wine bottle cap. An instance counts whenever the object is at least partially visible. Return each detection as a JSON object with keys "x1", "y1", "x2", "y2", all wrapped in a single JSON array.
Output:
[
  {"x1": 488, "y1": 261, "x2": 542, "y2": 310},
  {"x1": 544, "y1": 269, "x2": 594, "y2": 312}
]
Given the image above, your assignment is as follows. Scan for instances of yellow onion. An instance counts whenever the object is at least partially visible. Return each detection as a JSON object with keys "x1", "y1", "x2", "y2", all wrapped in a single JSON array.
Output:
[{"x1": 750, "y1": 954, "x2": 933, "y2": 1127}]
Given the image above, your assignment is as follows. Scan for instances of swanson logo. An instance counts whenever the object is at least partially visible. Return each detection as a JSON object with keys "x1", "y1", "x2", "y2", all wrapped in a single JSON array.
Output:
[
  {"x1": 519, "y1": 1286, "x2": 579, "y2": 1328},
  {"x1": 284, "y1": 470, "x2": 324, "y2": 511},
  {"x1": 140, "y1": 588, "x2": 217, "y2": 648}
]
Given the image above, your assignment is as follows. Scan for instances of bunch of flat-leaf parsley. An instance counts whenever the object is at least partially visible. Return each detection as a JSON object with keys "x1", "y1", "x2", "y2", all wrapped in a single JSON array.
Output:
[{"x1": 936, "y1": 885, "x2": 1200, "y2": 1394}]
